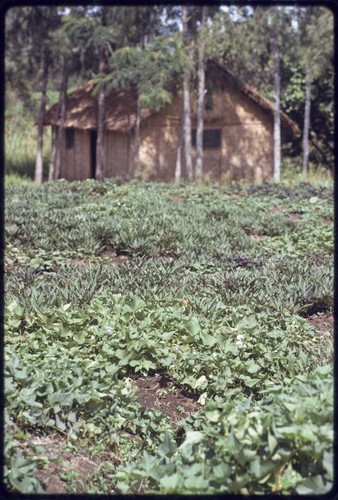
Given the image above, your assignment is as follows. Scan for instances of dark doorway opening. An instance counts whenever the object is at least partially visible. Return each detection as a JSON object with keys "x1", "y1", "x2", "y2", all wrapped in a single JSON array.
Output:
[{"x1": 90, "y1": 130, "x2": 97, "y2": 179}]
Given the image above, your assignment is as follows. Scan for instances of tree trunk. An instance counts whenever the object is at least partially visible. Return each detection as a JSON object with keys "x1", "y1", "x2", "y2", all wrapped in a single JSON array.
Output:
[
  {"x1": 134, "y1": 93, "x2": 141, "y2": 176},
  {"x1": 48, "y1": 126, "x2": 58, "y2": 181},
  {"x1": 271, "y1": 31, "x2": 281, "y2": 183},
  {"x1": 95, "y1": 48, "x2": 106, "y2": 182},
  {"x1": 182, "y1": 5, "x2": 193, "y2": 181},
  {"x1": 196, "y1": 6, "x2": 208, "y2": 180},
  {"x1": 49, "y1": 61, "x2": 68, "y2": 180},
  {"x1": 35, "y1": 51, "x2": 49, "y2": 184},
  {"x1": 175, "y1": 111, "x2": 184, "y2": 184},
  {"x1": 302, "y1": 66, "x2": 311, "y2": 179}
]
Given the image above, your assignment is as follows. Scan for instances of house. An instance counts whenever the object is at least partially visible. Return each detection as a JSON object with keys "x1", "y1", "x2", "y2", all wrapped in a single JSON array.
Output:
[{"x1": 44, "y1": 61, "x2": 300, "y2": 183}]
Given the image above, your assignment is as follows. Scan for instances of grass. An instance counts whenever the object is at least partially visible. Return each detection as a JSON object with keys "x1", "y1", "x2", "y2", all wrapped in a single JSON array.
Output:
[
  {"x1": 281, "y1": 160, "x2": 334, "y2": 187},
  {"x1": 5, "y1": 97, "x2": 52, "y2": 180},
  {"x1": 4, "y1": 178, "x2": 333, "y2": 494}
]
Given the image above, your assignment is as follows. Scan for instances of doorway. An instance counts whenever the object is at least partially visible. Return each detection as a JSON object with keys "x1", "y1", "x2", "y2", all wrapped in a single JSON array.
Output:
[{"x1": 90, "y1": 130, "x2": 97, "y2": 179}]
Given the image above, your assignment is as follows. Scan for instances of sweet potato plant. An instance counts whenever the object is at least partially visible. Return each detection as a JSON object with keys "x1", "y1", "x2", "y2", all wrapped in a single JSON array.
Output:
[{"x1": 5, "y1": 179, "x2": 333, "y2": 494}]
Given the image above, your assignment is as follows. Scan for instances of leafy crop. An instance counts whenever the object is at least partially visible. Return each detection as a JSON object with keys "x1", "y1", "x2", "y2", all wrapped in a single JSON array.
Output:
[{"x1": 5, "y1": 179, "x2": 333, "y2": 494}]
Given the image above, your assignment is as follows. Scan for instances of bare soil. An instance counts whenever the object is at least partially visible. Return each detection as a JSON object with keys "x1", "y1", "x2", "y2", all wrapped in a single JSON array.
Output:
[
  {"x1": 268, "y1": 206, "x2": 283, "y2": 213},
  {"x1": 289, "y1": 212, "x2": 303, "y2": 222},
  {"x1": 25, "y1": 373, "x2": 198, "y2": 493},
  {"x1": 133, "y1": 373, "x2": 198, "y2": 425},
  {"x1": 22, "y1": 434, "x2": 101, "y2": 494},
  {"x1": 308, "y1": 312, "x2": 334, "y2": 339},
  {"x1": 166, "y1": 195, "x2": 188, "y2": 202}
]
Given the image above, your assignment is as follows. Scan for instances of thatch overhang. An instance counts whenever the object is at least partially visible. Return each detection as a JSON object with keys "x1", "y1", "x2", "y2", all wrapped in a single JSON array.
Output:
[{"x1": 44, "y1": 83, "x2": 156, "y2": 132}]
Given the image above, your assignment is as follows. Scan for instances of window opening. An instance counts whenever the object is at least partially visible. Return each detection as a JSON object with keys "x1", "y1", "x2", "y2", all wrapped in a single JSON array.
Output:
[
  {"x1": 66, "y1": 128, "x2": 74, "y2": 149},
  {"x1": 191, "y1": 129, "x2": 221, "y2": 149}
]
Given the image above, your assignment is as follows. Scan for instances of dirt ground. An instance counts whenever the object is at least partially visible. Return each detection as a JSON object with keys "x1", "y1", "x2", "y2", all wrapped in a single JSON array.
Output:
[
  {"x1": 308, "y1": 312, "x2": 334, "y2": 338},
  {"x1": 26, "y1": 372, "x2": 198, "y2": 494},
  {"x1": 20, "y1": 434, "x2": 101, "y2": 494},
  {"x1": 132, "y1": 373, "x2": 198, "y2": 425}
]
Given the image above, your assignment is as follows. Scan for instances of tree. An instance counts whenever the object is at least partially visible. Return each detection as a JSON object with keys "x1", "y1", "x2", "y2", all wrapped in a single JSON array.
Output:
[
  {"x1": 63, "y1": 8, "x2": 116, "y2": 181},
  {"x1": 182, "y1": 5, "x2": 193, "y2": 181},
  {"x1": 103, "y1": 35, "x2": 185, "y2": 176},
  {"x1": 48, "y1": 19, "x2": 75, "y2": 180},
  {"x1": 296, "y1": 7, "x2": 333, "y2": 177},
  {"x1": 6, "y1": 6, "x2": 62, "y2": 183},
  {"x1": 271, "y1": 23, "x2": 281, "y2": 183},
  {"x1": 224, "y1": 7, "x2": 293, "y2": 182},
  {"x1": 195, "y1": 6, "x2": 208, "y2": 180},
  {"x1": 34, "y1": 48, "x2": 50, "y2": 184}
]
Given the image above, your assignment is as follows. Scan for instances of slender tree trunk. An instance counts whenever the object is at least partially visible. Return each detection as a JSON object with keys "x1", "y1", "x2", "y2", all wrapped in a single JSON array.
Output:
[
  {"x1": 50, "y1": 61, "x2": 68, "y2": 180},
  {"x1": 182, "y1": 5, "x2": 193, "y2": 181},
  {"x1": 302, "y1": 66, "x2": 311, "y2": 179},
  {"x1": 175, "y1": 111, "x2": 184, "y2": 184},
  {"x1": 95, "y1": 48, "x2": 106, "y2": 181},
  {"x1": 196, "y1": 6, "x2": 208, "y2": 180},
  {"x1": 272, "y1": 31, "x2": 281, "y2": 183},
  {"x1": 134, "y1": 93, "x2": 141, "y2": 176},
  {"x1": 49, "y1": 126, "x2": 58, "y2": 181},
  {"x1": 35, "y1": 51, "x2": 49, "y2": 184}
]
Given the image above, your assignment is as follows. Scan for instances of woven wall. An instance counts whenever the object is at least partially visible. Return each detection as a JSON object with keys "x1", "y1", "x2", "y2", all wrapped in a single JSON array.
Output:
[
  {"x1": 104, "y1": 131, "x2": 130, "y2": 178},
  {"x1": 60, "y1": 129, "x2": 91, "y2": 180},
  {"x1": 137, "y1": 86, "x2": 274, "y2": 182}
]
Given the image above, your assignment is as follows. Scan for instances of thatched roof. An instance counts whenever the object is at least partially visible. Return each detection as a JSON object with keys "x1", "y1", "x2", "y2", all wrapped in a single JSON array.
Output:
[
  {"x1": 44, "y1": 83, "x2": 156, "y2": 133},
  {"x1": 214, "y1": 62, "x2": 300, "y2": 136},
  {"x1": 44, "y1": 64, "x2": 300, "y2": 136}
]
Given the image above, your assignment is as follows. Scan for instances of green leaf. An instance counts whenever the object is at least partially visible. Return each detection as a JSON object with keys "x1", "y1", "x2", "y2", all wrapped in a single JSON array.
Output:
[
  {"x1": 187, "y1": 317, "x2": 201, "y2": 337},
  {"x1": 250, "y1": 458, "x2": 261, "y2": 478},
  {"x1": 205, "y1": 409, "x2": 220, "y2": 423},
  {"x1": 322, "y1": 450, "x2": 333, "y2": 481},
  {"x1": 142, "y1": 450, "x2": 157, "y2": 473},
  {"x1": 159, "y1": 473, "x2": 180, "y2": 491},
  {"x1": 158, "y1": 432, "x2": 177, "y2": 458},
  {"x1": 246, "y1": 360, "x2": 260, "y2": 374},
  {"x1": 295, "y1": 475, "x2": 331, "y2": 494},
  {"x1": 194, "y1": 375, "x2": 208, "y2": 389},
  {"x1": 236, "y1": 315, "x2": 258, "y2": 332},
  {"x1": 268, "y1": 431, "x2": 278, "y2": 454},
  {"x1": 184, "y1": 474, "x2": 209, "y2": 491},
  {"x1": 67, "y1": 410, "x2": 77, "y2": 423},
  {"x1": 74, "y1": 331, "x2": 86, "y2": 344},
  {"x1": 200, "y1": 331, "x2": 218, "y2": 347},
  {"x1": 55, "y1": 414, "x2": 66, "y2": 431}
]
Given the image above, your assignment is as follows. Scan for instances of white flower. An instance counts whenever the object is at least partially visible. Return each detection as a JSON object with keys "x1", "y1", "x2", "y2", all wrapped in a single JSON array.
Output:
[
  {"x1": 235, "y1": 334, "x2": 245, "y2": 346},
  {"x1": 105, "y1": 326, "x2": 113, "y2": 334}
]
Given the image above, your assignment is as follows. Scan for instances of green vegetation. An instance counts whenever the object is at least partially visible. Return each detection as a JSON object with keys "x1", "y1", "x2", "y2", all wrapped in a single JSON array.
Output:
[
  {"x1": 5, "y1": 179, "x2": 333, "y2": 494},
  {"x1": 5, "y1": 99, "x2": 51, "y2": 179}
]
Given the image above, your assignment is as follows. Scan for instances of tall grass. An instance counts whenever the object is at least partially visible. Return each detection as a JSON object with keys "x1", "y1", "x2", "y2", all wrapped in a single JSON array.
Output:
[
  {"x1": 5, "y1": 102, "x2": 51, "y2": 179},
  {"x1": 5, "y1": 173, "x2": 35, "y2": 186},
  {"x1": 281, "y1": 160, "x2": 334, "y2": 187}
]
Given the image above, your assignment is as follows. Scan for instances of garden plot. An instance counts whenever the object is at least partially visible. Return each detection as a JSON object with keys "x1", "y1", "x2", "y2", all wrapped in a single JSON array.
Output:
[{"x1": 5, "y1": 179, "x2": 334, "y2": 494}]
